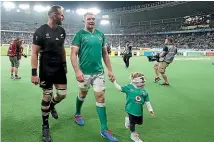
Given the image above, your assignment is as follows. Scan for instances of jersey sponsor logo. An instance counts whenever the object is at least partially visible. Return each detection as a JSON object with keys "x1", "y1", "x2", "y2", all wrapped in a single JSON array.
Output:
[{"x1": 135, "y1": 96, "x2": 141, "y2": 102}]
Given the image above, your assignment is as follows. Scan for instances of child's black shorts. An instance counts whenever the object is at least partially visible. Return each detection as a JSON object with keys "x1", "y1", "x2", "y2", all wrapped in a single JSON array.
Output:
[{"x1": 128, "y1": 113, "x2": 143, "y2": 125}]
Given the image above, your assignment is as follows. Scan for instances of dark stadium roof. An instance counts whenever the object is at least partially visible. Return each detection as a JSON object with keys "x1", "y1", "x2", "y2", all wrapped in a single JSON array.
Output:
[
  {"x1": 1, "y1": 1, "x2": 214, "y2": 25},
  {"x1": 13, "y1": 1, "x2": 156, "y2": 9},
  {"x1": 117, "y1": 1, "x2": 214, "y2": 23}
]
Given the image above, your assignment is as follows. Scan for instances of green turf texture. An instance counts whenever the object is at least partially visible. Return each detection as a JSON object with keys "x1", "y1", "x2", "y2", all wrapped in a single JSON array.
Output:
[{"x1": 1, "y1": 56, "x2": 214, "y2": 142}]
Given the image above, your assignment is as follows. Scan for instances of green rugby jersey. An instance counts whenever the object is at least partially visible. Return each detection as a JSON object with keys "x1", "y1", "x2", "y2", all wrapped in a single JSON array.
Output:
[
  {"x1": 72, "y1": 29, "x2": 106, "y2": 74},
  {"x1": 121, "y1": 84, "x2": 150, "y2": 116}
]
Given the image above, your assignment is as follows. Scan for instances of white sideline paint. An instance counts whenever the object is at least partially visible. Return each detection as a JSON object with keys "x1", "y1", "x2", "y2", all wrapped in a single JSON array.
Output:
[{"x1": 175, "y1": 58, "x2": 211, "y2": 61}]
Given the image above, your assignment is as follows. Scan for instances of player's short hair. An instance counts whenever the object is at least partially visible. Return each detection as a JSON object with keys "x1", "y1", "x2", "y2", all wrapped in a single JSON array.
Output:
[
  {"x1": 48, "y1": 5, "x2": 63, "y2": 16},
  {"x1": 83, "y1": 12, "x2": 95, "y2": 21}
]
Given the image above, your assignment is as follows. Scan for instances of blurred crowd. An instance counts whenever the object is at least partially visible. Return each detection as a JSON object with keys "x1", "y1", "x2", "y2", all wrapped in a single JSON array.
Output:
[{"x1": 1, "y1": 21, "x2": 214, "y2": 50}]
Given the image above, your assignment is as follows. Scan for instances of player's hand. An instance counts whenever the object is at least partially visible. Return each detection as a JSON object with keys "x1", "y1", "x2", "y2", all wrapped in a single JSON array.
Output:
[
  {"x1": 75, "y1": 70, "x2": 85, "y2": 82},
  {"x1": 108, "y1": 71, "x2": 115, "y2": 82},
  {"x1": 150, "y1": 111, "x2": 155, "y2": 117},
  {"x1": 31, "y1": 76, "x2": 40, "y2": 85}
]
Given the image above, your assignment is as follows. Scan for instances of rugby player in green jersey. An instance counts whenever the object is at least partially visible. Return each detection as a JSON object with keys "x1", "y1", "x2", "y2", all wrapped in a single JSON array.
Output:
[{"x1": 70, "y1": 12, "x2": 118, "y2": 142}]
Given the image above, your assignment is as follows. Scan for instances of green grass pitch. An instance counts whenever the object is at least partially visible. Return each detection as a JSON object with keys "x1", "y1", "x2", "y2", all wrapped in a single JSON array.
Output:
[{"x1": 1, "y1": 56, "x2": 214, "y2": 142}]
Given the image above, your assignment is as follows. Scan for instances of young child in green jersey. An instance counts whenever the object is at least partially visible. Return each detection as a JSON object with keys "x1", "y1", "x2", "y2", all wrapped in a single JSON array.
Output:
[{"x1": 113, "y1": 72, "x2": 155, "y2": 142}]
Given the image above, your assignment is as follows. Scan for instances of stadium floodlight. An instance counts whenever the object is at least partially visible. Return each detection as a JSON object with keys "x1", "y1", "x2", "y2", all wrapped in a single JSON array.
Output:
[
  {"x1": 76, "y1": 8, "x2": 100, "y2": 15},
  {"x1": 33, "y1": 5, "x2": 50, "y2": 12},
  {"x1": 76, "y1": 8, "x2": 87, "y2": 15},
  {"x1": 34, "y1": 5, "x2": 45, "y2": 12},
  {"x1": 100, "y1": 20, "x2": 109, "y2": 25},
  {"x1": 19, "y1": 4, "x2": 30, "y2": 10},
  {"x1": 3, "y1": 2, "x2": 15, "y2": 10},
  {"x1": 102, "y1": 15, "x2": 109, "y2": 19},
  {"x1": 88, "y1": 8, "x2": 100, "y2": 15},
  {"x1": 66, "y1": 9, "x2": 70, "y2": 12},
  {"x1": 46, "y1": 6, "x2": 51, "y2": 11}
]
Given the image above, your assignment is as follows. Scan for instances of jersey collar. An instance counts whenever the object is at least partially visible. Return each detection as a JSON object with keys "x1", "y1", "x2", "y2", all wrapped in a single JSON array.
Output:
[{"x1": 84, "y1": 28, "x2": 95, "y2": 34}]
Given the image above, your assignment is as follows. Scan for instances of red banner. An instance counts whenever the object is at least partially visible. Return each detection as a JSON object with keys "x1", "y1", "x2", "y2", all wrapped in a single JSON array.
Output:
[{"x1": 206, "y1": 52, "x2": 214, "y2": 56}]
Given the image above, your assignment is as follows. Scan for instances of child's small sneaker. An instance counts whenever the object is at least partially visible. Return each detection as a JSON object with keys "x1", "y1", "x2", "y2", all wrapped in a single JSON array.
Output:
[
  {"x1": 130, "y1": 132, "x2": 143, "y2": 142},
  {"x1": 125, "y1": 116, "x2": 130, "y2": 128}
]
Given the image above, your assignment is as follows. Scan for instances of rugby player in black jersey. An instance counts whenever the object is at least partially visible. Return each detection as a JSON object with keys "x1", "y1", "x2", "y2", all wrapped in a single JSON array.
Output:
[{"x1": 31, "y1": 5, "x2": 67, "y2": 142}]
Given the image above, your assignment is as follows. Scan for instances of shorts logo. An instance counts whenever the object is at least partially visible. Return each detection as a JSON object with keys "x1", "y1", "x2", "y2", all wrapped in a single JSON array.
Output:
[
  {"x1": 135, "y1": 96, "x2": 141, "y2": 102},
  {"x1": 40, "y1": 81, "x2": 47, "y2": 86}
]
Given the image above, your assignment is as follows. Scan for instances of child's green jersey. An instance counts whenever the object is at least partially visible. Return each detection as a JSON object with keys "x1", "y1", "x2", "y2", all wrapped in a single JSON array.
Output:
[{"x1": 121, "y1": 84, "x2": 150, "y2": 116}]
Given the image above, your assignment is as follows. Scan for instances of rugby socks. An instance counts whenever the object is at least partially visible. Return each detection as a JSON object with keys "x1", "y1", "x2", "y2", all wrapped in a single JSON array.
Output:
[
  {"x1": 96, "y1": 102, "x2": 108, "y2": 131},
  {"x1": 75, "y1": 94, "x2": 85, "y2": 115},
  {"x1": 41, "y1": 109, "x2": 50, "y2": 127},
  {"x1": 49, "y1": 97, "x2": 59, "y2": 110}
]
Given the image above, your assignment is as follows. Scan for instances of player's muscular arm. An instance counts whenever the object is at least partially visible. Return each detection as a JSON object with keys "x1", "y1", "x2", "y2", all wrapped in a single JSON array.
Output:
[
  {"x1": 70, "y1": 45, "x2": 81, "y2": 73},
  {"x1": 102, "y1": 47, "x2": 113, "y2": 72},
  {"x1": 31, "y1": 44, "x2": 40, "y2": 69},
  {"x1": 62, "y1": 45, "x2": 66, "y2": 62},
  {"x1": 62, "y1": 45, "x2": 67, "y2": 73}
]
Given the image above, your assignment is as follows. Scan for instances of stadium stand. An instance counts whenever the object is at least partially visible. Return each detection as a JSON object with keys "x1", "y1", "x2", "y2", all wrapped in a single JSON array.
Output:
[{"x1": 1, "y1": 1, "x2": 214, "y2": 50}]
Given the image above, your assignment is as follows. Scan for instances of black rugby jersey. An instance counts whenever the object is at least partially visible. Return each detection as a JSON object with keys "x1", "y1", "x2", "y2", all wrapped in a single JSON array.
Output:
[{"x1": 33, "y1": 24, "x2": 66, "y2": 71}]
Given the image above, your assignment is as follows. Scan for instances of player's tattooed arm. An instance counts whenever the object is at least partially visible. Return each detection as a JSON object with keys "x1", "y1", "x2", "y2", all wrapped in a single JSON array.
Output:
[
  {"x1": 102, "y1": 47, "x2": 113, "y2": 72},
  {"x1": 113, "y1": 81, "x2": 122, "y2": 91},
  {"x1": 62, "y1": 44, "x2": 66, "y2": 62},
  {"x1": 62, "y1": 45, "x2": 67, "y2": 73},
  {"x1": 31, "y1": 44, "x2": 40, "y2": 70}
]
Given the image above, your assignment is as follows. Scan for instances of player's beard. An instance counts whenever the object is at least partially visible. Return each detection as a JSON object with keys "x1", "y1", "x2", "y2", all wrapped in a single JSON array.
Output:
[{"x1": 56, "y1": 19, "x2": 62, "y2": 25}]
